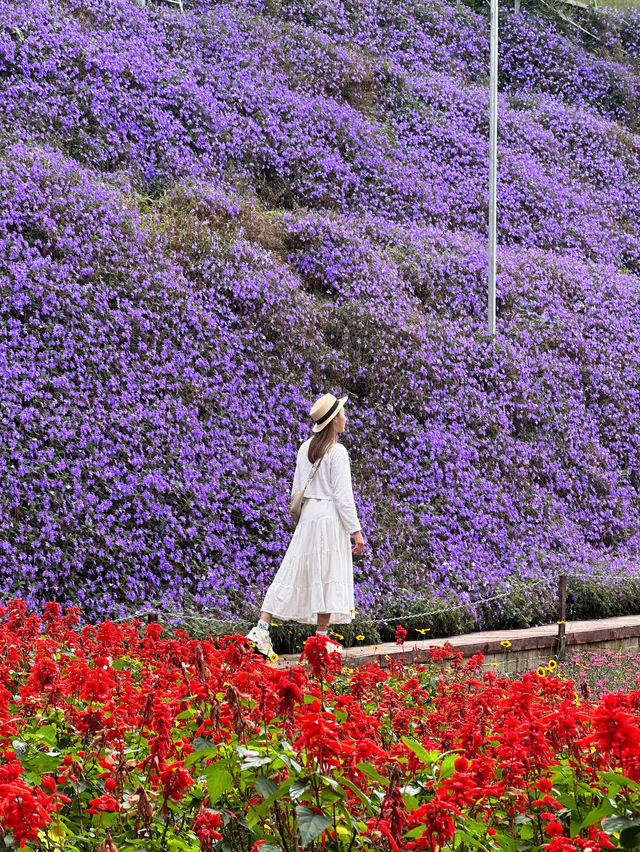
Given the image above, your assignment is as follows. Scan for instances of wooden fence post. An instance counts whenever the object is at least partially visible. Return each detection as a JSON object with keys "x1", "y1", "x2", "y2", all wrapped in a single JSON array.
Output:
[{"x1": 554, "y1": 574, "x2": 567, "y2": 658}]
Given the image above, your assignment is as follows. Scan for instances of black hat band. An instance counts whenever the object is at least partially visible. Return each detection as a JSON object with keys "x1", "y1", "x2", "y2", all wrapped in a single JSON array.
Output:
[{"x1": 314, "y1": 398, "x2": 340, "y2": 425}]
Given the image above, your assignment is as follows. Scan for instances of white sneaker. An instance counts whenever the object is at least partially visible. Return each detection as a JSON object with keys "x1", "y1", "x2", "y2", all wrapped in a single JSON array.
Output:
[
  {"x1": 327, "y1": 639, "x2": 344, "y2": 656},
  {"x1": 245, "y1": 625, "x2": 274, "y2": 657}
]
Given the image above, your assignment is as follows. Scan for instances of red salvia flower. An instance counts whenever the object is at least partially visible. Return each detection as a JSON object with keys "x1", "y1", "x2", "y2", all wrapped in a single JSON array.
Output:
[
  {"x1": 87, "y1": 794, "x2": 122, "y2": 814},
  {"x1": 194, "y1": 810, "x2": 223, "y2": 850},
  {"x1": 581, "y1": 693, "x2": 640, "y2": 757},
  {"x1": 160, "y1": 762, "x2": 194, "y2": 811},
  {"x1": 300, "y1": 635, "x2": 342, "y2": 678},
  {"x1": 0, "y1": 760, "x2": 53, "y2": 847},
  {"x1": 405, "y1": 796, "x2": 461, "y2": 851}
]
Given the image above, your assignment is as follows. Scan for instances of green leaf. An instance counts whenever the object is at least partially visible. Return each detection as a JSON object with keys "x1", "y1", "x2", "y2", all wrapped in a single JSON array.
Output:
[
  {"x1": 405, "y1": 827, "x2": 427, "y2": 839},
  {"x1": 492, "y1": 834, "x2": 518, "y2": 852},
  {"x1": 602, "y1": 816, "x2": 640, "y2": 836},
  {"x1": 401, "y1": 792, "x2": 420, "y2": 811},
  {"x1": 247, "y1": 779, "x2": 295, "y2": 827},
  {"x1": 27, "y1": 752, "x2": 61, "y2": 774},
  {"x1": 11, "y1": 739, "x2": 29, "y2": 759},
  {"x1": 438, "y1": 753, "x2": 457, "y2": 781},
  {"x1": 456, "y1": 823, "x2": 496, "y2": 849},
  {"x1": 167, "y1": 836, "x2": 201, "y2": 852},
  {"x1": 35, "y1": 725, "x2": 58, "y2": 747},
  {"x1": 241, "y1": 754, "x2": 272, "y2": 770},
  {"x1": 279, "y1": 753, "x2": 303, "y2": 774},
  {"x1": 237, "y1": 747, "x2": 271, "y2": 770},
  {"x1": 355, "y1": 762, "x2": 389, "y2": 788},
  {"x1": 600, "y1": 771, "x2": 640, "y2": 792},
  {"x1": 185, "y1": 748, "x2": 220, "y2": 767},
  {"x1": 401, "y1": 736, "x2": 435, "y2": 764},
  {"x1": 340, "y1": 777, "x2": 372, "y2": 809},
  {"x1": 400, "y1": 782, "x2": 424, "y2": 797},
  {"x1": 289, "y1": 780, "x2": 309, "y2": 802},
  {"x1": 621, "y1": 826, "x2": 640, "y2": 849},
  {"x1": 175, "y1": 708, "x2": 195, "y2": 720},
  {"x1": 318, "y1": 789, "x2": 343, "y2": 805},
  {"x1": 557, "y1": 791, "x2": 578, "y2": 810},
  {"x1": 319, "y1": 773, "x2": 340, "y2": 791},
  {"x1": 296, "y1": 805, "x2": 332, "y2": 848},
  {"x1": 574, "y1": 802, "x2": 617, "y2": 835},
  {"x1": 193, "y1": 737, "x2": 215, "y2": 751},
  {"x1": 518, "y1": 820, "x2": 534, "y2": 841},
  {"x1": 255, "y1": 776, "x2": 279, "y2": 799},
  {"x1": 550, "y1": 765, "x2": 574, "y2": 784},
  {"x1": 273, "y1": 754, "x2": 302, "y2": 775},
  {"x1": 204, "y1": 765, "x2": 234, "y2": 804}
]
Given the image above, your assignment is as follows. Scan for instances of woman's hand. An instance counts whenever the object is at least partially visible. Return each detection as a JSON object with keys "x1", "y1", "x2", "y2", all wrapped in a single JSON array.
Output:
[{"x1": 352, "y1": 531, "x2": 365, "y2": 555}]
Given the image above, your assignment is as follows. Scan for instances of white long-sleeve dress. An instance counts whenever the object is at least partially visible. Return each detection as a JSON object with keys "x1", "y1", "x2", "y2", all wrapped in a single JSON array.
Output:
[{"x1": 261, "y1": 438, "x2": 361, "y2": 624}]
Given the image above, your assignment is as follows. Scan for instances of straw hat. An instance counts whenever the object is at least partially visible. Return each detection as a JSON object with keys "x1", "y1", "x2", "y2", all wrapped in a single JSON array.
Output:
[{"x1": 310, "y1": 393, "x2": 348, "y2": 433}]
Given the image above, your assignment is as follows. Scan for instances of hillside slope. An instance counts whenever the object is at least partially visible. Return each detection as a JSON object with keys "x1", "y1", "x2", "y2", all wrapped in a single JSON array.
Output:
[{"x1": 1, "y1": 0, "x2": 640, "y2": 628}]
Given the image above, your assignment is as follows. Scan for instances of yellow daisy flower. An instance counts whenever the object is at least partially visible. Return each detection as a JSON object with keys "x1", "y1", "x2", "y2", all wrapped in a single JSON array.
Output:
[
  {"x1": 500, "y1": 640, "x2": 512, "y2": 648},
  {"x1": 416, "y1": 628, "x2": 430, "y2": 634},
  {"x1": 269, "y1": 652, "x2": 279, "y2": 663},
  {"x1": 536, "y1": 666, "x2": 547, "y2": 677},
  {"x1": 491, "y1": 662, "x2": 500, "y2": 667},
  {"x1": 356, "y1": 635, "x2": 365, "y2": 641},
  {"x1": 548, "y1": 659, "x2": 557, "y2": 670}
]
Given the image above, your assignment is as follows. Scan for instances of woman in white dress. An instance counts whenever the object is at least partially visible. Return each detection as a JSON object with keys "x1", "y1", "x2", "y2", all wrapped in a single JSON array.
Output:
[{"x1": 245, "y1": 393, "x2": 366, "y2": 656}]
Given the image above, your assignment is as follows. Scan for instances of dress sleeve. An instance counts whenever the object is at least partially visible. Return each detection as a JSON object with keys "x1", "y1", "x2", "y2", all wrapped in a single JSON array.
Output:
[{"x1": 330, "y1": 445, "x2": 361, "y2": 534}]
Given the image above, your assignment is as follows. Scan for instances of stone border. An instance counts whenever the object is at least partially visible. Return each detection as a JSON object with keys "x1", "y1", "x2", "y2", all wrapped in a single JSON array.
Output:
[{"x1": 278, "y1": 614, "x2": 640, "y2": 670}]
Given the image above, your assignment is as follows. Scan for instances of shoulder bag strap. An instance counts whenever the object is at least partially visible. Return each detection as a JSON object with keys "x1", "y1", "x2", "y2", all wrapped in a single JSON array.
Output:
[{"x1": 301, "y1": 456, "x2": 322, "y2": 497}]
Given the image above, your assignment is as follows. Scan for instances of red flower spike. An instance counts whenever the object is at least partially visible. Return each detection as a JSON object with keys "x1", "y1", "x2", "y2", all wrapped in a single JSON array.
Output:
[
  {"x1": 300, "y1": 635, "x2": 342, "y2": 678},
  {"x1": 194, "y1": 810, "x2": 223, "y2": 851},
  {"x1": 87, "y1": 794, "x2": 122, "y2": 814}
]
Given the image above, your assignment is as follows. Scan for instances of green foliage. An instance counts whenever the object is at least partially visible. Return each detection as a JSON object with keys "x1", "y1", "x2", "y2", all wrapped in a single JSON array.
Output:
[
  {"x1": 147, "y1": 568, "x2": 640, "y2": 653},
  {"x1": 567, "y1": 573, "x2": 640, "y2": 621},
  {"x1": 375, "y1": 594, "x2": 469, "y2": 643}
]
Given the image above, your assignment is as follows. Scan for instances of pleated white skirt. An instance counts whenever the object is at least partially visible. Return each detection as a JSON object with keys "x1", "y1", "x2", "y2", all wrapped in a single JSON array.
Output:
[{"x1": 262, "y1": 498, "x2": 355, "y2": 624}]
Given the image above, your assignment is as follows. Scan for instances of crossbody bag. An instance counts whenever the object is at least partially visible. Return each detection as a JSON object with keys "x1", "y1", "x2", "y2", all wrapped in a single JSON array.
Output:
[{"x1": 289, "y1": 456, "x2": 322, "y2": 525}]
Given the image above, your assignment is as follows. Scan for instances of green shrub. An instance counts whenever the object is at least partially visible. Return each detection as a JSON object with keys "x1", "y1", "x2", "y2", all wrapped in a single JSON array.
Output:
[{"x1": 139, "y1": 570, "x2": 640, "y2": 655}]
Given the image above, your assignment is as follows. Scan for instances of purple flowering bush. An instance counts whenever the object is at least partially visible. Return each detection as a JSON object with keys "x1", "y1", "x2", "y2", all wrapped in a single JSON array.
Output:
[{"x1": 1, "y1": 0, "x2": 640, "y2": 631}]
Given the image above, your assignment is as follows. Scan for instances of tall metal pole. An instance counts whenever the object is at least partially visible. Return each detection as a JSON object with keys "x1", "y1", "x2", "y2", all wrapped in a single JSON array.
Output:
[{"x1": 488, "y1": 0, "x2": 499, "y2": 338}]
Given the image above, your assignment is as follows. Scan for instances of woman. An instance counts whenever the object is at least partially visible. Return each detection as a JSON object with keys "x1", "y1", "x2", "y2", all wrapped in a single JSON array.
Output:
[{"x1": 245, "y1": 392, "x2": 366, "y2": 656}]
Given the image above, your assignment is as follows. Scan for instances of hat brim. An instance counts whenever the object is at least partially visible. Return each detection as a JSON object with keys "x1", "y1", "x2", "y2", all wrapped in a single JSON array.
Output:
[{"x1": 312, "y1": 396, "x2": 348, "y2": 432}]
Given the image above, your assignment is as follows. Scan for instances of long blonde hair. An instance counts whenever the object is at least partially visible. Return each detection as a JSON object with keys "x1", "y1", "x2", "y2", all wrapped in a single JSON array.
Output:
[{"x1": 307, "y1": 418, "x2": 339, "y2": 464}]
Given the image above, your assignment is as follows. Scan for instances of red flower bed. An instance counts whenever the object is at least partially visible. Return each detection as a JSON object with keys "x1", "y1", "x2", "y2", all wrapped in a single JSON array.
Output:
[{"x1": 0, "y1": 600, "x2": 637, "y2": 850}]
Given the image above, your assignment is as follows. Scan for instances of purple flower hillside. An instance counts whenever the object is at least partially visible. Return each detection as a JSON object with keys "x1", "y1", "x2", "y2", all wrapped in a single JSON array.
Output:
[{"x1": 0, "y1": 0, "x2": 639, "y2": 627}]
